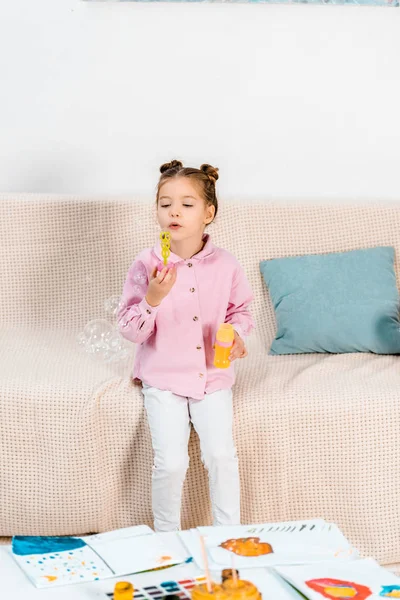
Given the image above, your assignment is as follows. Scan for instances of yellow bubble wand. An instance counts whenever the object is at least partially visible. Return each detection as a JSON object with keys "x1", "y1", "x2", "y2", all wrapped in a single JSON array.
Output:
[{"x1": 160, "y1": 231, "x2": 171, "y2": 266}]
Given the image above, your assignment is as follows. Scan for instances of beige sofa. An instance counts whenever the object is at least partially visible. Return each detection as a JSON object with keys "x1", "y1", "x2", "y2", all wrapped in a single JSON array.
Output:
[{"x1": 1, "y1": 195, "x2": 400, "y2": 570}]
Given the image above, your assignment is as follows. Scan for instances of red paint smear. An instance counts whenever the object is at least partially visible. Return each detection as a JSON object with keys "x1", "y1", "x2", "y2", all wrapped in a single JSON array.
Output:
[{"x1": 306, "y1": 578, "x2": 372, "y2": 600}]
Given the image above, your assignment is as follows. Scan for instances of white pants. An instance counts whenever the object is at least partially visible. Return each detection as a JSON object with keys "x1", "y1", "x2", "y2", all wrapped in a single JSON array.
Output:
[{"x1": 142, "y1": 385, "x2": 240, "y2": 532}]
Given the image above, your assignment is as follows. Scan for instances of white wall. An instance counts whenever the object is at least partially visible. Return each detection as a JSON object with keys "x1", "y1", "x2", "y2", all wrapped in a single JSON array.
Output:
[{"x1": 1, "y1": 0, "x2": 399, "y2": 200}]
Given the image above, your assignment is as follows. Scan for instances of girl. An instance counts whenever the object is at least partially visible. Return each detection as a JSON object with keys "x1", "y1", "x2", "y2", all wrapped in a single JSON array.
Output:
[{"x1": 117, "y1": 160, "x2": 254, "y2": 532}]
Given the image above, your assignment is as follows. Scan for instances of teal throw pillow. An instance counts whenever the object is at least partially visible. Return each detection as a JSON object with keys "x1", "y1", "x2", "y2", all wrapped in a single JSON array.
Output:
[{"x1": 260, "y1": 246, "x2": 400, "y2": 355}]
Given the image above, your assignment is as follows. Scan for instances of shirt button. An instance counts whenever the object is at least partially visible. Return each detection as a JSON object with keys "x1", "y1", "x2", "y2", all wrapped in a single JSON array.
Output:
[
  {"x1": 190, "y1": 288, "x2": 195, "y2": 293},
  {"x1": 146, "y1": 309, "x2": 151, "y2": 314},
  {"x1": 196, "y1": 345, "x2": 202, "y2": 350},
  {"x1": 199, "y1": 373, "x2": 204, "y2": 378},
  {"x1": 188, "y1": 262, "x2": 193, "y2": 267},
  {"x1": 193, "y1": 316, "x2": 198, "y2": 321}
]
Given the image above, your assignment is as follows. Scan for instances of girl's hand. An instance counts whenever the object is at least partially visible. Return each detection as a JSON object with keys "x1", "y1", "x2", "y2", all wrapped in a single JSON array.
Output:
[
  {"x1": 145, "y1": 265, "x2": 177, "y2": 307},
  {"x1": 229, "y1": 331, "x2": 248, "y2": 362}
]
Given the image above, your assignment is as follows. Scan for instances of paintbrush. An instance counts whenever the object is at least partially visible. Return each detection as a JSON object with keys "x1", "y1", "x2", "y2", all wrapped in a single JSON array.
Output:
[{"x1": 199, "y1": 535, "x2": 213, "y2": 593}]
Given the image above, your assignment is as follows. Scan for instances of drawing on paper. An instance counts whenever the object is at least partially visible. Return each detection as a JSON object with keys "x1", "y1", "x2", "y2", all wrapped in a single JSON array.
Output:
[
  {"x1": 306, "y1": 578, "x2": 372, "y2": 600},
  {"x1": 379, "y1": 585, "x2": 400, "y2": 597},
  {"x1": 219, "y1": 537, "x2": 274, "y2": 557},
  {"x1": 12, "y1": 536, "x2": 111, "y2": 587}
]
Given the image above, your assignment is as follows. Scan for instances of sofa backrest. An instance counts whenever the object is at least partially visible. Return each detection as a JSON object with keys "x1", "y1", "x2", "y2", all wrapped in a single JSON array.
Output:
[{"x1": 2, "y1": 197, "x2": 400, "y2": 349}]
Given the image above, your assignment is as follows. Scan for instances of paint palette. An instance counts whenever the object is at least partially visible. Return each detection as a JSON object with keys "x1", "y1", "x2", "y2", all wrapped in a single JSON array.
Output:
[{"x1": 106, "y1": 576, "x2": 207, "y2": 600}]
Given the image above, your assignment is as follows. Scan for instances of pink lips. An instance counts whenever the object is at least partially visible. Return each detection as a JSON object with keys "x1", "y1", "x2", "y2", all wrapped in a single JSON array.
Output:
[{"x1": 169, "y1": 223, "x2": 182, "y2": 230}]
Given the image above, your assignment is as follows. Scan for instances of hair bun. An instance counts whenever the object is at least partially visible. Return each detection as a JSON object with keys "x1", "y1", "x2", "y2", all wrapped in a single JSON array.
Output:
[
  {"x1": 160, "y1": 160, "x2": 183, "y2": 174},
  {"x1": 200, "y1": 163, "x2": 219, "y2": 183}
]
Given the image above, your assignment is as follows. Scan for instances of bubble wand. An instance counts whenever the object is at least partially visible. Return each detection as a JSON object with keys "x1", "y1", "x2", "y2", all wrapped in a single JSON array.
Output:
[{"x1": 160, "y1": 231, "x2": 171, "y2": 267}]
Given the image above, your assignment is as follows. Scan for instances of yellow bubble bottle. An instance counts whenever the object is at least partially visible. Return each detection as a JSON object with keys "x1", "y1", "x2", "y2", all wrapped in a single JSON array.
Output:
[
  {"x1": 191, "y1": 576, "x2": 262, "y2": 600},
  {"x1": 192, "y1": 582, "x2": 229, "y2": 600},
  {"x1": 222, "y1": 577, "x2": 262, "y2": 600},
  {"x1": 214, "y1": 323, "x2": 235, "y2": 369},
  {"x1": 113, "y1": 581, "x2": 134, "y2": 600}
]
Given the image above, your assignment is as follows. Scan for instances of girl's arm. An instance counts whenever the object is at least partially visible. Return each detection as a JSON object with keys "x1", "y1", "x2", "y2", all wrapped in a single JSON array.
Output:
[
  {"x1": 225, "y1": 264, "x2": 255, "y2": 340},
  {"x1": 117, "y1": 260, "x2": 160, "y2": 344}
]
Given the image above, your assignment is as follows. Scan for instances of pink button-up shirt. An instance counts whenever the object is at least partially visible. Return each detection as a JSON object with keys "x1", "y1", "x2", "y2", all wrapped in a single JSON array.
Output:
[{"x1": 117, "y1": 234, "x2": 254, "y2": 400}]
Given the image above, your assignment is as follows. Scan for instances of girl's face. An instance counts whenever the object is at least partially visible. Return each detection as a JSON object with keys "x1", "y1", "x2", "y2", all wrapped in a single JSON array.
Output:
[{"x1": 157, "y1": 177, "x2": 215, "y2": 242}]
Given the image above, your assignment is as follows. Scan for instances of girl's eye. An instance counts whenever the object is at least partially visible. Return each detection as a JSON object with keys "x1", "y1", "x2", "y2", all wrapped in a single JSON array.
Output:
[{"x1": 160, "y1": 203, "x2": 192, "y2": 208}]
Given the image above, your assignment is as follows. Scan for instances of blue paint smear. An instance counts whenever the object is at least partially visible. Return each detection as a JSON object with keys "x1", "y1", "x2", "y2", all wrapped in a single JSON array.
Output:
[
  {"x1": 380, "y1": 586, "x2": 400, "y2": 597},
  {"x1": 12, "y1": 536, "x2": 86, "y2": 556}
]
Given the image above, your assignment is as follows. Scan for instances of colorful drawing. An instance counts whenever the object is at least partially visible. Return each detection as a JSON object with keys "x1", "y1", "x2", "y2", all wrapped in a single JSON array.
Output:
[
  {"x1": 12, "y1": 535, "x2": 86, "y2": 555},
  {"x1": 12, "y1": 535, "x2": 111, "y2": 587},
  {"x1": 12, "y1": 526, "x2": 185, "y2": 589},
  {"x1": 380, "y1": 585, "x2": 400, "y2": 597},
  {"x1": 219, "y1": 537, "x2": 273, "y2": 557},
  {"x1": 306, "y1": 578, "x2": 372, "y2": 600}
]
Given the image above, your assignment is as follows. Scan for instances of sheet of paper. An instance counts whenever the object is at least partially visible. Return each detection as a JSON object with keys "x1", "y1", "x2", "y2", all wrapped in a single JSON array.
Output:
[
  {"x1": 11, "y1": 525, "x2": 185, "y2": 588},
  {"x1": 86, "y1": 531, "x2": 186, "y2": 575},
  {"x1": 239, "y1": 568, "x2": 305, "y2": 599},
  {"x1": 180, "y1": 520, "x2": 359, "y2": 570},
  {"x1": 11, "y1": 537, "x2": 113, "y2": 588},
  {"x1": 275, "y1": 557, "x2": 400, "y2": 599},
  {"x1": 197, "y1": 519, "x2": 328, "y2": 538},
  {"x1": 81, "y1": 525, "x2": 153, "y2": 545}
]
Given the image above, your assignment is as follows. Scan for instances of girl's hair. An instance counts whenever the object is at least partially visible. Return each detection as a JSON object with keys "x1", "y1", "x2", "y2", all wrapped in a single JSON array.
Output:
[{"x1": 156, "y1": 159, "x2": 219, "y2": 221}]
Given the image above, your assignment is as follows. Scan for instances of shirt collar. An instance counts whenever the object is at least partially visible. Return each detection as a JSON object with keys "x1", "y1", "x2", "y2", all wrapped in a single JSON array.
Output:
[{"x1": 153, "y1": 233, "x2": 216, "y2": 264}]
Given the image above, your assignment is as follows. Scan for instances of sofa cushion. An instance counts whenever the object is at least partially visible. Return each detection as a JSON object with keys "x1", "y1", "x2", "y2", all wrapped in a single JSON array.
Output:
[
  {"x1": 234, "y1": 337, "x2": 400, "y2": 565},
  {"x1": 260, "y1": 246, "x2": 400, "y2": 355},
  {"x1": 0, "y1": 328, "x2": 210, "y2": 536}
]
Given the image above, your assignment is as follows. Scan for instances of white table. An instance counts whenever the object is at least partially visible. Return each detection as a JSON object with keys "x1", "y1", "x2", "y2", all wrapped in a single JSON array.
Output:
[{"x1": 0, "y1": 533, "x2": 300, "y2": 600}]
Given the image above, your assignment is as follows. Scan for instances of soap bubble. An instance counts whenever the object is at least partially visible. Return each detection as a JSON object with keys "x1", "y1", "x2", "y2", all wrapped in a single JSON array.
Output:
[
  {"x1": 104, "y1": 296, "x2": 126, "y2": 319},
  {"x1": 130, "y1": 262, "x2": 147, "y2": 285},
  {"x1": 131, "y1": 267, "x2": 147, "y2": 286},
  {"x1": 92, "y1": 340, "x2": 111, "y2": 362},
  {"x1": 108, "y1": 347, "x2": 130, "y2": 363},
  {"x1": 84, "y1": 318, "x2": 114, "y2": 341},
  {"x1": 107, "y1": 330, "x2": 123, "y2": 352},
  {"x1": 77, "y1": 318, "x2": 131, "y2": 364},
  {"x1": 129, "y1": 285, "x2": 145, "y2": 304}
]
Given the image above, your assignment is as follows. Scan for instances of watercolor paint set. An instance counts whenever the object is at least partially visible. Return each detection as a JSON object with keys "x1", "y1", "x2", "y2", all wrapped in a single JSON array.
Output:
[{"x1": 105, "y1": 576, "x2": 207, "y2": 600}]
